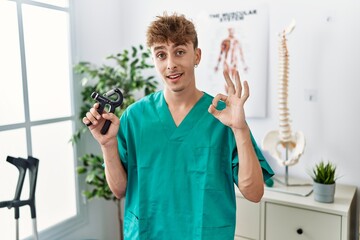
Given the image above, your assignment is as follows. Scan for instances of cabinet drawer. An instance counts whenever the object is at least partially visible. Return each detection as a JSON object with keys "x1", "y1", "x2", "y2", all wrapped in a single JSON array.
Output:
[
  {"x1": 235, "y1": 196, "x2": 260, "y2": 240},
  {"x1": 265, "y1": 203, "x2": 341, "y2": 240}
]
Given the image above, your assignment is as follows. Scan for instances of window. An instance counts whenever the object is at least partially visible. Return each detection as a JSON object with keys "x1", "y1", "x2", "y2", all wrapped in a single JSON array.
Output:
[{"x1": 0, "y1": 0, "x2": 80, "y2": 239}]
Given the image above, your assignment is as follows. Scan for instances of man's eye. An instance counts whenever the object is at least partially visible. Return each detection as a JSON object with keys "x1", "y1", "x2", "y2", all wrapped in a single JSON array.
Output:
[
  {"x1": 176, "y1": 50, "x2": 185, "y2": 56},
  {"x1": 157, "y1": 53, "x2": 166, "y2": 59}
]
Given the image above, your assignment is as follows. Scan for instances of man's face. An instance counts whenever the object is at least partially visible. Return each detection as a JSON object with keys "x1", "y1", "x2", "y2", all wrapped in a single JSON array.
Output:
[{"x1": 150, "y1": 41, "x2": 201, "y2": 93}]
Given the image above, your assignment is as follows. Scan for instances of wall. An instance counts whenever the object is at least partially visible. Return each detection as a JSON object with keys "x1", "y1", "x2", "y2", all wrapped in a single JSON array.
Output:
[
  {"x1": 67, "y1": 0, "x2": 125, "y2": 239},
  {"x1": 69, "y1": 0, "x2": 360, "y2": 239}
]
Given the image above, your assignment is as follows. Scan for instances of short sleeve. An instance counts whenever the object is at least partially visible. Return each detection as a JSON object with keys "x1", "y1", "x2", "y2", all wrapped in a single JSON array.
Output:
[
  {"x1": 117, "y1": 110, "x2": 129, "y2": 171},
  {"x1": 101, "y1": 112, "x2": 128, "y2": 170}
]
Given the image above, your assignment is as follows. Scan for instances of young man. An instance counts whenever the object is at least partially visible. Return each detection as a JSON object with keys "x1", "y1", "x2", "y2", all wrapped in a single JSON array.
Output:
[{"x1": 83, "y1": 13, "x2": 273, "y2": 240}]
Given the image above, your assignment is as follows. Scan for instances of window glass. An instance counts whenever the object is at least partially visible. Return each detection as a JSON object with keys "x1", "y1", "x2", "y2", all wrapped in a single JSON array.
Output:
[
  {"x1": 31, "y1": 121, "x2": 77, "y2": 231},
  {"x1": 22, "y1": 5, "x2": 72, "y2": 121},
  {"x1": 0, "y1": 211, "x2": 16, "y2": 239},
  {"x1": 0, "y1": 1, "x2": 25, "y2": 125}
]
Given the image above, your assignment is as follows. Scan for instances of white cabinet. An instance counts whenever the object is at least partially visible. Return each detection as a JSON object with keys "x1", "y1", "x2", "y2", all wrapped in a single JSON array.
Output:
[
  {"x1": 235, "y1": 184, "x2": 357, "y2": 240},
  {"x1": 235, "y1": 197, "x2": 261, "y2": 239}
]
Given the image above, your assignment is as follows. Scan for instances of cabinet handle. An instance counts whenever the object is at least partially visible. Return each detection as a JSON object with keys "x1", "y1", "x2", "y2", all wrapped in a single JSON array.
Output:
[{"x1": 296, "y1": 228, "x2": 303, "y2": 235}]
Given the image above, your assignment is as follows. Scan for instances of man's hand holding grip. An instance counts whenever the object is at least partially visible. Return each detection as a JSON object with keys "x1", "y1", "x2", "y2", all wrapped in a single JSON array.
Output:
[{"x1": 83, "y1": 88, "x2": 123, "y2": 135}]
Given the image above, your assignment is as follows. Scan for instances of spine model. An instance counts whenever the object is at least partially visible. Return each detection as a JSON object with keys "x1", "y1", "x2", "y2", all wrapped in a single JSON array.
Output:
[
  {"x1": 262, "y1": 19, "x2": 306, "y2": 167},
  {"x1": 278, "y1": 21, "x2": 294, "y2": 143}
]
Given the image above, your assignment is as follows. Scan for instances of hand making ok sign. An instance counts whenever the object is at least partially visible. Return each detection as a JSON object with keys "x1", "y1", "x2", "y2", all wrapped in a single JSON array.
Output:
[{"x1": 208, "y1": 70, "x2": 249, "y2": 131}]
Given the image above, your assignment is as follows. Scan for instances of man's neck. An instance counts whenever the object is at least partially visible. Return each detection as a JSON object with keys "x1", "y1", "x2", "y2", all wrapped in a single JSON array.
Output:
[
  {"x1": 163, "y1": 87, "x2": 204, "y2": 126},
  {"x1": 164, "y1": 87, "x2": 203, "y2": 110}
]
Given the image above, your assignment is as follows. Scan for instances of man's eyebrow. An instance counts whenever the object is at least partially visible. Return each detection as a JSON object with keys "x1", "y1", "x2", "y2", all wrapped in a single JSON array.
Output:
[
  {"x1": 174, "y1": 43, "x2": 187, "y2": 48},
  {"x1": 152, "y1": 43, "x2": 188, "y2": 52},
  {"x1": 153, "y1": 45, "x2": 166, "y2": 51}
]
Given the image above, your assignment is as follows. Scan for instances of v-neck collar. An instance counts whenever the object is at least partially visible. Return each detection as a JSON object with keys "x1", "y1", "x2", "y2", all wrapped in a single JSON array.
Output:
[{"x1": 154, "y1": 91, "x2": 210, "y2": 141}]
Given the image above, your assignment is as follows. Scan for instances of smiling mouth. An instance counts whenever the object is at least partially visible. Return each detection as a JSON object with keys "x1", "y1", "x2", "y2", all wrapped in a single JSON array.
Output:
[{"x1": 167, "y1": 73, "x2": 183, "y2": 80}]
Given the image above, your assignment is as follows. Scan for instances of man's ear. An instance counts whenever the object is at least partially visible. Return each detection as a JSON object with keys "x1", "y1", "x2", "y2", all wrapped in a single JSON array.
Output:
[{"x1": 195, "y1": 48, "x2": 202, "y2": 65}]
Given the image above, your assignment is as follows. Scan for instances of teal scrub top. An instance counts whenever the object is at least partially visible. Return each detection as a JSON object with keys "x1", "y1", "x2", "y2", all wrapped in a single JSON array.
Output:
[{"x1": 117, "y1": 91, "x2": 274, "y2": 240}]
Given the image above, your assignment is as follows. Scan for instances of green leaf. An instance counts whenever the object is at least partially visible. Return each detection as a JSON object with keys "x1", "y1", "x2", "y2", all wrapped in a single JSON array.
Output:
[
  {"x1": 77, "y1": 166, "x2": 87, "y2": 174},
  {"x1": 86, "y1": 172, "x2": 96, "y2": 183},
  {"x1": 132, "y1": 46, "x2": 137, "y2": 58},
  {"x1": 83, "y1": 190, "x2": 95, "y2": 199}
]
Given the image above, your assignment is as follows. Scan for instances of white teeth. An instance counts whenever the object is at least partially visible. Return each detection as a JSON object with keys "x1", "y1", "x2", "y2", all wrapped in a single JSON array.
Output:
[{"x1": 168, "y1": 74, "x2": 181, "y2": 79}]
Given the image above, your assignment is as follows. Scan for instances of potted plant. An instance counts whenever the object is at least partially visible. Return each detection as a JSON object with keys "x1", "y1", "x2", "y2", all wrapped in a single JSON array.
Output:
[
  {"x1": 72, "y1": 45, "x2": 158, "y2": 240},
  {"x1": 310, "y1": 160, "x2": 337, "y2": 203}
]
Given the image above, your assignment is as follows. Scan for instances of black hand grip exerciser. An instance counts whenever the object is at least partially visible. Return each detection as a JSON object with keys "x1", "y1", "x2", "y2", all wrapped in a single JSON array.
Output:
[{"x1": 87, "y1": 88, "x2": 123, "y2": 134}]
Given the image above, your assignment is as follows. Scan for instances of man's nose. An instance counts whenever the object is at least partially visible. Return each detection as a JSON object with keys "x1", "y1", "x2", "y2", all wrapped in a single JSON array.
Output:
[{"x1": 167, "y1": 56, "x2": 177, "y2": 70}]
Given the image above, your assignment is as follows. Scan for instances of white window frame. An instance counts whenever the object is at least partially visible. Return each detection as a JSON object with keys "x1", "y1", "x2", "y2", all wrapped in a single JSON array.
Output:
[{"x1": 1, "y1": 0, "x2": 87, "y2": 239}]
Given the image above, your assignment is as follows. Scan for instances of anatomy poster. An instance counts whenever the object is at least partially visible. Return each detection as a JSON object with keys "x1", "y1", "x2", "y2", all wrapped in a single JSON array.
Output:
[{"x1": 195, "y1": 7, "x2": 268, "y2": 118}]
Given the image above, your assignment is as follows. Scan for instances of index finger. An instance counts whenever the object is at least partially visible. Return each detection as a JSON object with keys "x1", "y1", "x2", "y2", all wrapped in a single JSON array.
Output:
[{"x1": 93, "y1": 102, "x2": 100, "y2": 108}]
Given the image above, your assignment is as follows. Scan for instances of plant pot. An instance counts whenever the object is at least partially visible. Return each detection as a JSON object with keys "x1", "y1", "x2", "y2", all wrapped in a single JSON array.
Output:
[{"x1": 313, "y1": 182, "x2": 336, "y2": 203}]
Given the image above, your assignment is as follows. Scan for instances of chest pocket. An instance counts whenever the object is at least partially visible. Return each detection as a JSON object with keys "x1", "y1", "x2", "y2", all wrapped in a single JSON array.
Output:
[{"x1": 191, "y1": 147, "x2": 228, "y2": 190}]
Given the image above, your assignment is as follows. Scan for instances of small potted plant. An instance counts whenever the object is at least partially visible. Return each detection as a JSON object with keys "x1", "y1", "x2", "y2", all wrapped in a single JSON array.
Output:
[{"x1": 310, "y1": 160, "x2": 337, "y2": 203}]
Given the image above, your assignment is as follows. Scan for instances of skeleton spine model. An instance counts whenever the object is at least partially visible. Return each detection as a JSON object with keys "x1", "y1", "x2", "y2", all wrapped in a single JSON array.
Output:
[
  {"x1": 278, "y1": 30, "x2": 292, "y2": 143},
  {"x1": 262, "y1": 19, "x2": 305, "y2": 167}
]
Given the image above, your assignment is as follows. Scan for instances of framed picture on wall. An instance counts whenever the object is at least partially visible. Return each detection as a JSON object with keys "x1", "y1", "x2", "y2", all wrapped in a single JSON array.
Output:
[{"x1": 195, "y1": 5, "x2": 269, "y2": 118}]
